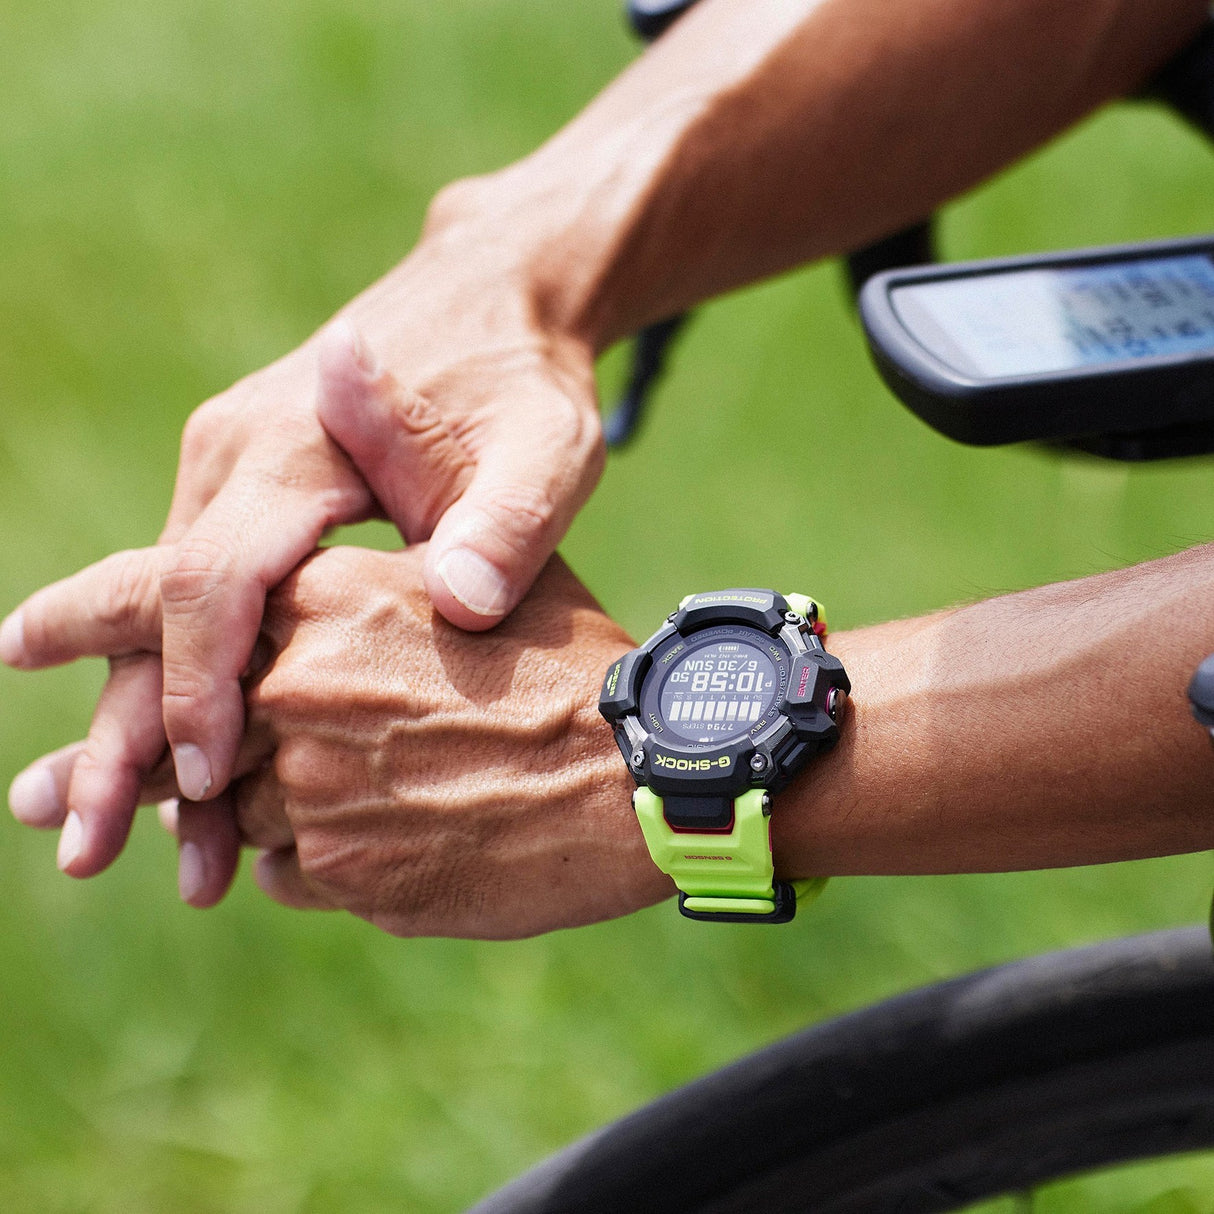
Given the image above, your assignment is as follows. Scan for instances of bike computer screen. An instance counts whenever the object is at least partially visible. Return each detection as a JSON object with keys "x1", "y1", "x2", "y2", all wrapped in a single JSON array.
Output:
[
  {"x1": 893, "y1": 255, "x2": 1214, "y2": 378},
  {"x1": 859, "y1": 234, "x2": 1214, "y2": 456}
]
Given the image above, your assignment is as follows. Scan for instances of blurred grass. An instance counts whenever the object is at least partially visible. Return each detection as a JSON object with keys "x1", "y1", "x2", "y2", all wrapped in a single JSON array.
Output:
[{"x1": 1, "y1": 1, "x2": 1213, "y2": 1210}]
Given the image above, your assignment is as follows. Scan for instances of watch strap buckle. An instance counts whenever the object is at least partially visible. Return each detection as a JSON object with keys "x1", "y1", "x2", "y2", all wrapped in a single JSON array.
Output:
[{"x1": 677, "y1": 881, "x2": 798, "y2": 924}]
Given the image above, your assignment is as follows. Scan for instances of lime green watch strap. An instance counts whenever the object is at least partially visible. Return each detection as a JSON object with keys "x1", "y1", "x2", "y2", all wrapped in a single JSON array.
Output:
[{"x1": 633, "y1": 787, "x2": 828, "y2": 919}]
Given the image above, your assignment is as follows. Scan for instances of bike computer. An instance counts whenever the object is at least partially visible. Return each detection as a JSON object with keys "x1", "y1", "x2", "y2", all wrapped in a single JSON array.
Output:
[{"x1": 859, "y1": 234, "x2": 1214, "y2": 458}]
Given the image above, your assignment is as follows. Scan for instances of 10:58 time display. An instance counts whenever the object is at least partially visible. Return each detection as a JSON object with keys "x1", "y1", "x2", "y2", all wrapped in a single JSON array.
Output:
[{"x1": 659, "y1": 639, "x2": 780, "y2": 742}]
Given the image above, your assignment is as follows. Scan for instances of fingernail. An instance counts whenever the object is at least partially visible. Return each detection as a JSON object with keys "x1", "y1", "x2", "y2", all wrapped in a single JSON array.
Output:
[
  {"x1": 57, "y1": 811, "x2": 84, "y2": 871},
  {"x1": 436, "y1": 549, "x2": 511, "y2": 617},
  {"x1": 178, "y1": 840, "x2": 206, "y2": 905},
  {"x1": 0, "y1": 610, "x2": 26, "y2": 666},
  {"x1": 173, "y1": 744, "x2": 213, "y2": 801},
  {"x1": 10, "y1": 763, "x2": 62, "y2": 827},
  {"x1": 157, "y1": 799, "x2": 179, "y2": 834}
]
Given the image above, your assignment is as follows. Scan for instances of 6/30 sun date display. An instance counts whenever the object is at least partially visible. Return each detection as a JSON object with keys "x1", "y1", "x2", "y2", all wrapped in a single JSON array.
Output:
[{"x1": 659, "y1": 640, "x2": 778, "y2": 742}]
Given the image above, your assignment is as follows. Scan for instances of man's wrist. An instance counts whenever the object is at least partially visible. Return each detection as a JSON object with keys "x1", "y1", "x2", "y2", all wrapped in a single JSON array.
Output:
[
  {"x1": 410, "y1": 0, "x2": 1213, "y2": 362},
  {"x1": 412, "y1": 163, "x2": 637, "y2": 356},
  {"x1": 333, "y1": 167, "x2": 608, "y2": 415}
]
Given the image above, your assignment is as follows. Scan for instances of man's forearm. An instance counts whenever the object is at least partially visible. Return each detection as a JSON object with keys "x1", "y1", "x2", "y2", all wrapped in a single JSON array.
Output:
[
  {"x1": 782, "y1": 544, "x2": 1214, "y2": 877},
  {"x1": 448, "y1": 0, "x2": 1206, "y2": 350}
]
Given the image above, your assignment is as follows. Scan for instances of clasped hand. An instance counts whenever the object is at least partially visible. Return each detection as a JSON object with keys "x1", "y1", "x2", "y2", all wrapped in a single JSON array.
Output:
[
  {"x1": 5, "y1": 537, "x2": 662, "y2": 937},
  {"x1": 0, "y1": 186, "x2": 671, "y2": 935}
]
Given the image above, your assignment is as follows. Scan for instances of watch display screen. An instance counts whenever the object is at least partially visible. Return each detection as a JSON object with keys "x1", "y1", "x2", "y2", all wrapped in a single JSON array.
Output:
[{"x1": 658, "y1": 638, "x2": 779, "y2": 743}]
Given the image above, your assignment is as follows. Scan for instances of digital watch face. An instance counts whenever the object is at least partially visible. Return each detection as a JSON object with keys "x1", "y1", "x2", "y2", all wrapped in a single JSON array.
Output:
[
  {"x1": 644, "y1": 628, "x2": 784, "y2": 745},
  {"x1": 892, "y1": 254, "x2": 1214, "y2": 380}
]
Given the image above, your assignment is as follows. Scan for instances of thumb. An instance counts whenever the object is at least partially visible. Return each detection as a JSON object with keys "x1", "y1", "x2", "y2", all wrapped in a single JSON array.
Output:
[
  {"x1": 318, "y1": 318, "x2": 603, "y2": 631},
  {"x1": 422, "y1": 429, "x2": 594, "y2": 631},
  {"x1": 315, "y1": 319, "x2": 472, "y2": 543}
]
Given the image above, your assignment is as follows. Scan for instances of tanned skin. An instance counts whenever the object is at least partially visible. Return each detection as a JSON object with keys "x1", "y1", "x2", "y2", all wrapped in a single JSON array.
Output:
[{"x1": 2, "y1": 0, "x2": 1210, "y2": 929}]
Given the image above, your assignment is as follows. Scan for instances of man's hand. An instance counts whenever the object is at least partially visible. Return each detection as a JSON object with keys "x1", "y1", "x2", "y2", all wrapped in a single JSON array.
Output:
[
  {"x1": 235, "y1": 547, "x2": 662, "y2": 937},
  {"x1": 7, "y1": 544, "x2": 668, "y2": 936},
  {"x1": 1, "y1": 189, "x2": 605, "y2": 874}
]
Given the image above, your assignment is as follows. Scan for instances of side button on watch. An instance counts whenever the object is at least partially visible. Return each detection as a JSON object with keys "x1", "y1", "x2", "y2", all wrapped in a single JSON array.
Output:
[{"x1": 599, "y1": 589, "x2": 849, "y2": 924}]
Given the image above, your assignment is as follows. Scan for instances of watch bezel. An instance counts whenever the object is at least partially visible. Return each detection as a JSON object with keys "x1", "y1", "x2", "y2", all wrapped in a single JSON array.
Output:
[{"x1": 600, "y1": 591, "x2": 850, "y2": 800}]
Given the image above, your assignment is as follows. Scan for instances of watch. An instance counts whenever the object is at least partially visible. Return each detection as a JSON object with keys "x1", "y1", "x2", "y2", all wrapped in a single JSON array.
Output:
[{"x1": 599, "y1": 589, "x2": 850, "y2": 924}]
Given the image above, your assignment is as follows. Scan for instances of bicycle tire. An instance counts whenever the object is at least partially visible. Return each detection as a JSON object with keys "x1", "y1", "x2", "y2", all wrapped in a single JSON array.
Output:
[{"x1": 469, "y1": 926, "x2": 1214, "y2": 1213}]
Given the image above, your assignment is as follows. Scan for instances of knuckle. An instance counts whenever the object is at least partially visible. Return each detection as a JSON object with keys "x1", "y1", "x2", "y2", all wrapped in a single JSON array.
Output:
[
  {"x1": 294, "y1": 834, "x2": 343, "y2": 887},
  {"x1": 577, "y1": 407, "x2": 607, "y2": 480},
  {"x1": 161, "y1": 676, "x2": 215, "y2": 724},
  {"x1": 234, "y1": 787, "x2": 286, "y2": 849},
  {"x1": 582, "y1": 420, "x2": 607, "y2": 485},
  {"x1": 16, "y1": 604, "x2": 48, "y2": 659},
  {"x1": 179, "y1": 397, "x2": 233, "y2": 464},
  {"x1": 161, "y1": 656, "x2": 241, "y2": 725},
  {"x1": 538, "y1": 389, "x2": 605, "y2": 480},
  {"x1": 265, "y1": 457, "x2": 366, "y2": 525},
  {"x1": 160, "y1": 535, "x2": 234, "y2": 611},
  {"x1": 96, "y1": 551, "x2": 159, "y2": 634},
  {"x1": 178, "y1": 409, "x2": 213, "y2": 465},
  {"x1": 421, "y1": 175, "x2": 490, "y2": 238},
  {"x1": 274, "y1": 735, "x2": 329, "y2": 792},
  {"x1": 248, "y1": 643, "x2": 328, "y2": 717},
  {"x1": 392, "y1": 387, "x2": 447, "y2": 442},
  {"x1": 293, "y1": 829, "x2": 371, "y2": 912},
  {"x1": 475, "y1": 482, "x2": 557, "y2": 552},
  {"x1": 289, "y1": 811, "x2": 413, "y2": 921}
]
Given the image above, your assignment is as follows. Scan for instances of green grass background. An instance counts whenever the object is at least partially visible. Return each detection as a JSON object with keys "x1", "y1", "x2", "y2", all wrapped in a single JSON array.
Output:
[{"x1": 1, "y1": 1, "x2": 1213, "y2": 1210}]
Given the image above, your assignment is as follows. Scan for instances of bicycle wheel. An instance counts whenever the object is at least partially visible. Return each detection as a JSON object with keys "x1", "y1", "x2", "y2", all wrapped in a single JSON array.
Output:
[{"x1": 469, "y1": 926, "x2": 1214, "y2": 1213}]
